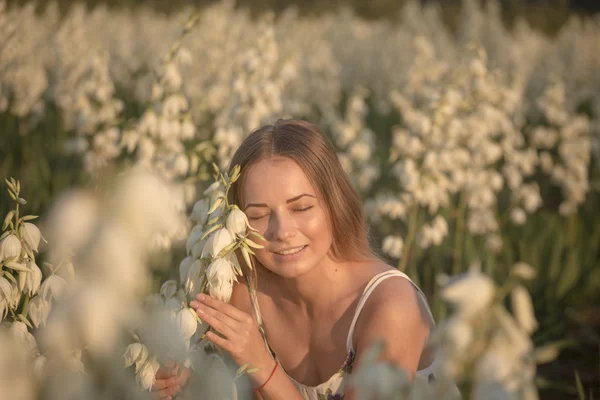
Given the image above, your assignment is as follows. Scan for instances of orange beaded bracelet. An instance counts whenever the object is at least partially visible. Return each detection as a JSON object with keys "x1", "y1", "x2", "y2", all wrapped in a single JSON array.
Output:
[{"x1": 254, "y1": 361, "x2": 278, "y2": 393}]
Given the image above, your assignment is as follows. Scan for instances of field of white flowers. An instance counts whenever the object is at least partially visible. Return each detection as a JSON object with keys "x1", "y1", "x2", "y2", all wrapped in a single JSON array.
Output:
[{"x1": 0, "y1": 0, "x2": 599, "y2": 398}]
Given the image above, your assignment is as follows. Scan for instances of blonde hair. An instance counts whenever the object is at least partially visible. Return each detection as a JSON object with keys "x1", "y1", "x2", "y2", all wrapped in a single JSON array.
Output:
[{"x1": 228, "y1": 119, "x2": 372, "y2": 262}]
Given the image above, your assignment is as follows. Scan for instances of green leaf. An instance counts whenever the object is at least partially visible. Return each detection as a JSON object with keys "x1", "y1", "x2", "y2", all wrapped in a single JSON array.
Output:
[
  {"x1": 4, "y1": 178, "x2": 16, "y2": 192},
  {"x1": 4, "y1": 262, "x2": 30, "y2": 272},
  {"x1": 18, "y1": 313, "x2": 33, "y2": 330},
  {"x1": 2, "y1": 211, "x2": 15, "y2": 231},
  {"x1": 207, "y1": 216, "x2": 220, "y2": 226},
  {"x1": 207, "y1": 197, "x2": 224, "y2": 215},
  {"x1": 8, "y1": 190, "x2": 17, "y2": 201},
  {"x1": 575, "y1": 371, "x2": 586, "y2": 400},
  {"x1": 241, "y1": 246, "x2": 253, "y2": 270},
  {"x1": 241, "y1": 242, "x2": 256, "y2": 255},
  {"x1": 236, "y1": 363, "x2": 249, "y2": 377},
  {"x1": 4, "y1": 272, "x2": 17, "y2": 284},
  {"x1": 248, "y1": 230, "x2": 266, "y2": 241},
  {"x1": 21, "y1": 215, "x2": 38, "y2": 221},
  {"x1": 244, "y1": 238, "x2": 264, "y2": 249},
  {"x1": 229, "y1": 165, "x2": 241, "y2": 183},
  {"x1": 200, "y1": 223, "x2": 222, "y2": 241}
]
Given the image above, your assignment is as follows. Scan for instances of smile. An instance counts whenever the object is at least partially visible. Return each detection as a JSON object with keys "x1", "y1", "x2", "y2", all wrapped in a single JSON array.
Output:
[{"x1": 273, "y1": 245, "x2": 307, "y2": 256}]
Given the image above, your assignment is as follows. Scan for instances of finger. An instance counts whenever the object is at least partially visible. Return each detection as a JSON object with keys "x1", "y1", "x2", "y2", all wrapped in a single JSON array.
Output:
[
  {"x1": 205, "y1": 330, "x2": 233, "y2": 352},
  {"x1": 197, "y1": 304, "x2": 238, "y2": 338},
  {"x1": 194, "y1": 294, "x2": 248, "y2": 322},
  {"x1": 152, "y1": 385, "x2": 181, "y2": 399},
  {"x1": 152, "y1": 378, "x2": 174, "y2": 391}
]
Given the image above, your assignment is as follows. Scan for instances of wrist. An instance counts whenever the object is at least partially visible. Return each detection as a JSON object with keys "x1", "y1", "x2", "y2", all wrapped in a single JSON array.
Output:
[{"x1": 253, "y1": 359, "x2": 278, "y2": 392}]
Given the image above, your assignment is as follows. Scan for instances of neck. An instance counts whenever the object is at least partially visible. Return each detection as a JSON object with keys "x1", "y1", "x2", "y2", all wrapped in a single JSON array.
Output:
[{"x1": 264, "y1": 256, "x2": 353, "y2": 317}]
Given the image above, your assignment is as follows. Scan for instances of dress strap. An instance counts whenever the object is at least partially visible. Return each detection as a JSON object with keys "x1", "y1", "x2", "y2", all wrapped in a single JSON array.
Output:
[{"x1": 345, "y1": 270, "x2": 434, "y2": 353}]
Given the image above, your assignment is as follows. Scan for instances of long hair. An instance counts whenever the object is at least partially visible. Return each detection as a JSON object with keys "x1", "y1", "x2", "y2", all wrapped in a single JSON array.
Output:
[{"x1": 228, "y1": 119, "x2": 372, "y2": 262}]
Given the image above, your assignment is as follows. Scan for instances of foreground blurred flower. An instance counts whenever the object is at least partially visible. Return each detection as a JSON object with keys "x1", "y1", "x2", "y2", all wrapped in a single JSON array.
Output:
[
  {"x1": 441, "y1": 265, "x2": 496, "y2": 319},
  {"x1": 176, "y1": 307, "x2": 198, "y2": 340},
  {"x1": 137, "y1": 357, "x2": 160, "y2": 391}
]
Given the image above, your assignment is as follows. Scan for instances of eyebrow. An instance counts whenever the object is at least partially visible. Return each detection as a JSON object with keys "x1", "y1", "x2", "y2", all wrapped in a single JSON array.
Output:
[{"x1": 244, "y1": 193, "x2": 316, "y2": 210}]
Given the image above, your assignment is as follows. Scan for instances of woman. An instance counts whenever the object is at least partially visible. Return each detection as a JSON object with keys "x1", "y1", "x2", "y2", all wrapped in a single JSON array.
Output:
[{"x1": 153, "y1": 119, "x2": 436, "y2": 400}]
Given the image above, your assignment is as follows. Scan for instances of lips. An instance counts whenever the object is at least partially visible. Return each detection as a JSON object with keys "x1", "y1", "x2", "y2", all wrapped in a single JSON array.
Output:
[{"x1": 272, "y1": 245, "x2": 307, "y2": 256}]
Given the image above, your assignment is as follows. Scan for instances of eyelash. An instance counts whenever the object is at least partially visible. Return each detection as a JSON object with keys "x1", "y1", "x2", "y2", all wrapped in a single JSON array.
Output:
[{"x1": 248, "y1": 206, "x2": 313, "y2": 220}]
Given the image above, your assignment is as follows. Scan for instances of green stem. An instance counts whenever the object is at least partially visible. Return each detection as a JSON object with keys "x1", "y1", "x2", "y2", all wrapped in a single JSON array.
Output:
[
  {"x1": 20, "y1": 294, "x2": 30, "y2": 319},
  {"x1": 398, "y1": 206, "x2": 419, "y2": 272},
  {"x1": 452, "y1": 193, "x2": 466, "y2": 276}
]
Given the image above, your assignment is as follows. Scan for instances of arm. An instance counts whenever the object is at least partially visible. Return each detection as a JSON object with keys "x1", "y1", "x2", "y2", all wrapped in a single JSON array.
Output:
[{"x1": 192, "y1": 282, "x2": 304, "y2": 400}]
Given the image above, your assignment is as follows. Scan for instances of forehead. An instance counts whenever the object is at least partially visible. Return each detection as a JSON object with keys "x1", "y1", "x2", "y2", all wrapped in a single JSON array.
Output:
[{"x1": 242, "y1": 157, "x2": 317, "y2": 203}]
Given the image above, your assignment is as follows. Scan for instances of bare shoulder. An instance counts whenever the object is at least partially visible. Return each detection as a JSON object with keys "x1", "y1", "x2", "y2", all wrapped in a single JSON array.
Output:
[{"x1": 352, "y1": 263, "x2": 433, "y2": 371}]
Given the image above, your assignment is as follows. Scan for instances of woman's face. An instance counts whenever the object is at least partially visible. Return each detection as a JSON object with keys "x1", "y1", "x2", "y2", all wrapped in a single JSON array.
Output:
[{"x1": 241, "y1": 156, "x2": 333, "y2": 278}]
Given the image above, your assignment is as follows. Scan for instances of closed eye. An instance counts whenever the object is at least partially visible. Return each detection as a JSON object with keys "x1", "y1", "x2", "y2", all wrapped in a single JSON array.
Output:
[
  {"x1": 294, "y1": 206, "x2": 313, "y2": 213},
  {"x1": 248, "y1": 215, "x2": 267, "y2": 221}
]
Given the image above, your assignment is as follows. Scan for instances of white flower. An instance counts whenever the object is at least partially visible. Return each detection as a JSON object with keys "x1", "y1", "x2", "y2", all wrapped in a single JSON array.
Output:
[
  {"x1": 9, "y1": 321, "x2": 37, "y2": 354},
  {"x1": 33, "y1": 355, "x2": 46, "y2": 379},
  {"x1": 28, "y1": 295, "x2": 50, "y2": 328},
  {"x1": 165, "y1": 296, "x2": 182, "y2": 311},
  {"x1": 124, "y1": 342, "x2": 149, "y2": 371},
  {"x1": 225, "y1": 208, "x2": 251, "y2": 237},
  {"x1": 512, "y1": 262, "x2": 537, "y2": 280},
  {"x1": 206, "y1": 258, "x2": 237, "y2": 302},
  {"x1": 441, "y1": 267, "x2": 496, "y2": 318},
  {"x1": 24, "y1": 261, "x2": 42, "y2": 296},
  {"x1": 40, "y1": 275, "x2": 68, "y2": 302},
  {"x1": 23, "y1": 222, "x2": 42, "y2": 252},
  {"x1": 189, "y1": 199, "x2": 209, "y2": 226},
  {"x1": 382, "y1": 235, "x2": 404, "y2": 258},
  {"x1": 201, "y1": 228, "x2": 234, "y2": 258},
  {"x1": 185, "y1": 259, "x2": 206, "y2": 296},
  {"x1": 0, "y1": 234, "x2": 21, "y2": 261},
  {"x1": 0, "y1": 277, "x2": 13, "y2": 312},
  {"x1": 179, "y1": 256, "x2": 194, "y2": 285},
  {"x1": 186, "y1": 225, "x2": 204, "y2": 255},
  {"x1": 511, "y1": 285, "x2": 538, "y2": 334},
  {"x1": 160, "y1": 280, "x2": 178, "y2": 299},
  {"x1": 510, "y1": 208, "x2": 527, "y2": 225},
  {"x1": 137, "y1": 357, "x2": 160, "y2": 391},
  {"x1": 176, "y1": 307, "x2": 198, "y2": 339}
]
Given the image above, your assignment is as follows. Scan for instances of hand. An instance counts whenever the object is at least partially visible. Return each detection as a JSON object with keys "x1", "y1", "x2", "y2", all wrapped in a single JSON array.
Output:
[
  {"x1": 190, "y1": 294, "x2": 271, "y2": 371},
  {"x1": 152, "y1": 361, "x2": 191, "y2": 400}
]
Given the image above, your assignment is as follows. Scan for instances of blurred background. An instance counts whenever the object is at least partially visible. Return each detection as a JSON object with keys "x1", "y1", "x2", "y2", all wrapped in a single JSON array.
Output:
[{"x1": 0, "y1": 0, "x2": 599, "y2": 398}]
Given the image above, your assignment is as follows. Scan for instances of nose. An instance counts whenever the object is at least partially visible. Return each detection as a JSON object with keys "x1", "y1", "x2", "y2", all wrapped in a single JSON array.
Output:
[{"x1": 267, "y1": 212, "x2": 296, "y2": 242}]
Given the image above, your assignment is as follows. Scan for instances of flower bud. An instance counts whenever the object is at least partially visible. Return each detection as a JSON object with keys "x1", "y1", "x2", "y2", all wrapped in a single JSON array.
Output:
[
  {"x1": 201, "y1": 228, "x2": 234, "y2": 258},
  {"x1": 137, "y1": 357, "x2": 160, "y2": 391},
  {"x1": 226, "y1": 208, "x2": 250, "y2": 237},
  {"x1": 124, "y1": 342, "x2": 149, "y2": 371},
  {"x1": 23, "y1": 222, "x2": 42, "y2": 253},
  {"x1": 189, "y1": 199, "x2": 209, "y2": 226},
  {"x1": 176, "y1": 307, "x2": 198, "y2": 339},
  {"x1": 25, "y1": 261, "x2": 42, "y2": 296},
  {"x1": 160, "y1": 280, "x2": 178, "y2": 299},
  {"x1": 179, "y1": 256, "x2": 194, "y2": 285},
  {"x1": 40, "y1": 275, "x2": 68, "y2": 302},
  {"x1": 28, "y1": 295, "x2": 50, "y2": 328},
  {"x1": 0, "y1": 234, "x2": 21, "y2": 261},
  {"x1": 186, "y1": 225, "x2": 204, "y2": 255}
]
